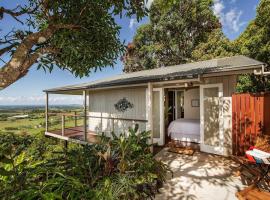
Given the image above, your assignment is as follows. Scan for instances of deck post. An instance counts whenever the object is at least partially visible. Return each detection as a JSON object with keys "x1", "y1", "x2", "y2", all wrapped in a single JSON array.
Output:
[
  {"x1": 45, "y1": 92, "x2": 49, "y2": 132},
  {"x1": 62, "y1": 115, "x2": 65, "y2": 136},
  {"x1": 74, "y1": 111, "x2": 77, "y2": 127},
  {"x1": 147, "y1": 82, "x2": 154, "y2": 152},
  {"x1": 83, "y1": 90, "x2": 87, "y2": 141}
]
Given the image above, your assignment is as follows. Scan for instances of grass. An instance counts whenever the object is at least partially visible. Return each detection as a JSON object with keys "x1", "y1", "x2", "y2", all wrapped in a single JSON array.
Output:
[
  {"x1": 0, "y1": 117, "x2": 44, "y2": 135},
  {"x1": 0, "y1": 107, "x2": 83, "y2": 135}
]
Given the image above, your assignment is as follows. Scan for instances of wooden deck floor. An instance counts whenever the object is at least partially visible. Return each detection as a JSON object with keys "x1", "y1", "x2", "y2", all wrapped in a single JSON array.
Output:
[{"x1": 46, "y1": 126, "x2": 100, "y2": 144}]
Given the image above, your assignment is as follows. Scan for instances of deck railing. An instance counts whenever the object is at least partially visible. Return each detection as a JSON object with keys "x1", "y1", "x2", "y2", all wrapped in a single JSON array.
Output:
[{"x1": 46, "y1": 112, "x2": 148, "y2": 142}]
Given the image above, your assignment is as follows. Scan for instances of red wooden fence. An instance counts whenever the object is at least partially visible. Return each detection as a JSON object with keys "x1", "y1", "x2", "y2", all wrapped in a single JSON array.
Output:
[{"x1": 232, "y1": 93, "x2": 270, "y2": 155}]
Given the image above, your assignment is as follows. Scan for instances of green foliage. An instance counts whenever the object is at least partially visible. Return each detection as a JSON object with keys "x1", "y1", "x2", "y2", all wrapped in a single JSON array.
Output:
[
  {"x1": 2, "y1": 0, "x2": 147, "y2": 78},
  {"x1": 234, "y1": 0, "x2": 270, "y2": 93},
  {"x1": 123, "y1": 0, "x2": 220, "y2": 72},
  {"x1": 236, "y1": 74, "x2": 270, "y2": 93},
  {"x1": 191, "y1": 29, "x2": 238, "y2": 61},
  {"x1": 236, "y1": 0, "x2": 270, "y2": 66},
  {"x1": 0, "y1": 128, "x2": 169, "y2": 200}
]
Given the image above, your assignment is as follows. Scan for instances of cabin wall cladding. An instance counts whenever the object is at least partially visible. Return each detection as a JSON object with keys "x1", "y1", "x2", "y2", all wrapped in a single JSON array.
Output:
[
  {"x1": 232, "y1": 93, "x2": 270, "y2": 155},
  {"x1": 88, "y1": 88, "x2": 146, "y2": 135}
]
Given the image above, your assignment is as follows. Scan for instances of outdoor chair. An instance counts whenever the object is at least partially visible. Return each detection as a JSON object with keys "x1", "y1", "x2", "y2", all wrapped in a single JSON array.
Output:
[{"x1": 234, "y1": 146, "x2": 270, "y2": 200}]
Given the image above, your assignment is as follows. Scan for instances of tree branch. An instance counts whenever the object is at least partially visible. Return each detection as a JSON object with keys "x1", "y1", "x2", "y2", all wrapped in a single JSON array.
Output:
[
  {"x1": 0, "y1": 44, "x2": 17, "y2": 56},
  {"x1": 0, "y1": 24, "x2": 80, "y2": 90},
  {"x1": 0, "y1": 6, "x2": 38, "y2": 24}
]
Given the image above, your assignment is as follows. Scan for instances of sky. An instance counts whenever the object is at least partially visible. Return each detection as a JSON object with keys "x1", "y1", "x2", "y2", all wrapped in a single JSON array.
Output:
[{"x1": 0, "y1": 0, "x2": 260, "y2": 105}]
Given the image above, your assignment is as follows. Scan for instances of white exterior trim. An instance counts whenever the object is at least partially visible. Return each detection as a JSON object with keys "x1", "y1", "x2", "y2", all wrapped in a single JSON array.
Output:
[
  {"x1": 146, "y1": 87, "x2": 165, "y2": 146},
  {"x1": 45, "y1": 132, "x2": 88, "y2": 145},
  {"x1": 200, "y1": 83, "x2": 224, "y2": 155},
  {"x1": 152, "y1": 88, "x2": 165, "y2": 145}
]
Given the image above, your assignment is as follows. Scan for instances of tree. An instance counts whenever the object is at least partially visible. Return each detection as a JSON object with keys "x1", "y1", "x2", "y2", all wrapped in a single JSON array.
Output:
[
  {"x1": 236, "y1": 0, "x2": 270, "y2": 66},
  {"x1": 191, "y1": 29, "x2": 237, "y2": 61},
  {"x1": 123, "y1": 0, "x2": 221, "y2": 72},
  {"x1": 236, "y1": 74, "x2": 270, "y2": 93},
  {"x1": 234, "y1": 0, "x2": 270, "y2": 93},
  {"x1": 0, "y1": 0, "x2": 147, "y2": 90}
]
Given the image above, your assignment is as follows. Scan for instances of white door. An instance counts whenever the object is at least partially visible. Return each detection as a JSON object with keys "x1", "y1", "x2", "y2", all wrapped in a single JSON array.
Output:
[
  {"x1": 152, "y1": 88, "x2": 165, "y2": 145},
  {"x1": 200, "y1": 84, "x2": 224, "y2": 155}
]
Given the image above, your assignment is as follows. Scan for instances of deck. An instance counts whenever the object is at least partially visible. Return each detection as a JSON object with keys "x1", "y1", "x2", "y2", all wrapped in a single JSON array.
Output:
[{"x1": 45, "y1": 126, "x2": 100, "y2": 144}]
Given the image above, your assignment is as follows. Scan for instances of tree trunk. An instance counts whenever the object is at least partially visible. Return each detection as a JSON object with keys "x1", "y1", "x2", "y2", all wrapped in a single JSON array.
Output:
[{"x1": 0, "y1": 24, "x2": 79, "y2": 90}]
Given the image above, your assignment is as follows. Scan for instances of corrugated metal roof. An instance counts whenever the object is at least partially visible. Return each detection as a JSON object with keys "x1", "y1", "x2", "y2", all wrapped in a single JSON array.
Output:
[{"x1": 44, "y1": 56, "x2": 264, "y2": 92}]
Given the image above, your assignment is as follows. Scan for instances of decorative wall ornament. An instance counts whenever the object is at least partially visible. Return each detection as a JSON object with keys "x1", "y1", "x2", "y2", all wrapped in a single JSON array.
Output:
[{"x1": 114, "y1": 97, "x2": 134, "y2": 112}]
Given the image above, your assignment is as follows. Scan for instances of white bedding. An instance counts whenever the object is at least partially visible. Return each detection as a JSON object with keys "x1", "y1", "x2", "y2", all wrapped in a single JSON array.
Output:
[{"x1": 168, "y1": 119, "x2": 200, "y2": 143}]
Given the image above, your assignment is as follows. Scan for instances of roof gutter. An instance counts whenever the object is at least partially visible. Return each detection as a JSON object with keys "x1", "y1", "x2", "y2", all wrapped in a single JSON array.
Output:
[
  {"x1": 43, "y1": 62, "x2": 264, "y2": 93},
  {"x1": 254, "y1": 64, "x2": 270, "y2": 76}
]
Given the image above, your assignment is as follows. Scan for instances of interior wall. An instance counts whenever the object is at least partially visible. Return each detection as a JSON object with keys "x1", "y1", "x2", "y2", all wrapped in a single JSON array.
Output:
[{"x1": 184, "y1": 88, "x2": 200, "y2": 119}]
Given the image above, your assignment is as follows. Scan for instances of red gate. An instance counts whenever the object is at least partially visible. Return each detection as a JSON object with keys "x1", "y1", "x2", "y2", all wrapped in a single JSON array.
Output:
[{"x1": 232, "y1": 93, "x2": 270, "y2": 155}]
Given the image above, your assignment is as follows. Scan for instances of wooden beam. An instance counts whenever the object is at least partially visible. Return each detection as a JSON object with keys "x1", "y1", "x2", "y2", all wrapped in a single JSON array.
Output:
[
  {"x1": 45, "y1": 92, "x2": 49, "y2": 132},
  {"x1": 83, "y1": 90, "x2": 87, "y2": 141},
  {"x1": 147, "y1": 82, "x2": 153, "y2": 152},
  {"x1": 62, "y1": 115, "x2": 65, "y2": 136}
]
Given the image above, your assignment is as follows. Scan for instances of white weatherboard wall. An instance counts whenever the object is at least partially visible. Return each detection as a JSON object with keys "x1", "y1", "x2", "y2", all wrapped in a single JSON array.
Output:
[
  {"x1": 184, "y1": 88, "x2": 200, "y2": 119},
  {"x1": 88, "y1": 88, "x2": 146, "y2": 136}
]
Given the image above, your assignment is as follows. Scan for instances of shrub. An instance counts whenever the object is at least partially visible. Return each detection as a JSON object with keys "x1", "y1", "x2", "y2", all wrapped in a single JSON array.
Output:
[
  {"x1": 236, "y1": 74, "x2": 270, "y2": 93},
  {"x1": 4, "y1": 127, "x2": 19, "y2": 131},
  {"x1": 0, "y1": 127, "x2": 169, "y2": 200}
]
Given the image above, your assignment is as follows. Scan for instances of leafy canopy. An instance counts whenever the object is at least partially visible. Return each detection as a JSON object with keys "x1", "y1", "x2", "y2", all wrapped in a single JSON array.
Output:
[
  {"x1": 123, "y1": 0, "x2": 221, "y2": 72},
  {"x1": 236, "y1": 0, "x2": 270, "y2": 66},
  {"x1": 191, "y1": 29, "x2": 238, "y2": 61},
  {"x1": 0, "y1": 0, "x2": 147, "y2": 89},
  {"x1": 235, "y1": 0, "x2": 270, "y2": 92}
]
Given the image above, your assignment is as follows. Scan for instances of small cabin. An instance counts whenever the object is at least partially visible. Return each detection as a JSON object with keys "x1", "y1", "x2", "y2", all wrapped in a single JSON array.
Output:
[{"x1": 44, "y1": 56, "x2": 265, "y2": 156}]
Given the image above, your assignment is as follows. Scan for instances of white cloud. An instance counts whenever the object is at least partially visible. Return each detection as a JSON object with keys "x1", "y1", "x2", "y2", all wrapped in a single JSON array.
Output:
[
  {"x1": 129, "y1": 18, "x2": 138, "y2": 29},
  {"x1": 213, "y1": 0, "x2": 225, "y2": 17},
  {"x1": 213, "y1": 0, "x2": 245, "y2": 33},
  {"x1": 0, "y1": 95, "x2": 83, "y2": 105},
  {"x1": 224, "y1": 9, "x2": 244, "y2": 32}
]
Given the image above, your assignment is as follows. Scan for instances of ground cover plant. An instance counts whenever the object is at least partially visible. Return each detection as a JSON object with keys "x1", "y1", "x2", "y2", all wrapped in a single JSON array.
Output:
[{"x1": 0, "y1": 126, "x2": 169, "y2": 200}]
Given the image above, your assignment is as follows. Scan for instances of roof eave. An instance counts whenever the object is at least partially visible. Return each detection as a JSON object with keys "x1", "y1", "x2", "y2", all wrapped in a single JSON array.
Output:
[{"x1": 43, "y1": 61, "x2": 264, "y2": 93}]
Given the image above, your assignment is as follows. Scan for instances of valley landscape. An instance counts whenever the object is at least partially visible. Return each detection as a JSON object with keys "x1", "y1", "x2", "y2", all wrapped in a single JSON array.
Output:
[{"x1": 0, "y1": 105, "x2": 83, "y2": 135}]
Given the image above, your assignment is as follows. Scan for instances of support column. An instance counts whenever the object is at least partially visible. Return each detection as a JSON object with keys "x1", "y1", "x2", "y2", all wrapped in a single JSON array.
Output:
[
  {"x1": 45, "y1": 92, "x2": 49, "y2": 132},
  {"x1": 83, "y1": 90, "x2": 87, "y2": 141},
  {"x1": 74, "y1": 111, "x2": 77, "y2": 127},
  {"x1": 147, "y1": 82, "x2": 153, "y2": 152},
  {"x1": 62, "y1": 115, "x2": 65, "y2": 136}
]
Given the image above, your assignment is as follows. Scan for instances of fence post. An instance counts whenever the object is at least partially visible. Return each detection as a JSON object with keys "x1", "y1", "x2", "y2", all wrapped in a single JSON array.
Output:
[{"x1": 62, "y1": 115, "x2": 65, "y2": 136}]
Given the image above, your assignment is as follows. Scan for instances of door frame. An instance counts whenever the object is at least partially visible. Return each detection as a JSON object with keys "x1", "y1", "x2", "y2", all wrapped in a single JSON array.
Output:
[
  {"x1": 200, "y1": 83, "x2": 224, "y2": 155},
  {"x1": 146, "y1": 88, "x2": 165, "y2": 146},
  {"x1": 174, "y1": 90, "x2": 184, "y2": 119}
]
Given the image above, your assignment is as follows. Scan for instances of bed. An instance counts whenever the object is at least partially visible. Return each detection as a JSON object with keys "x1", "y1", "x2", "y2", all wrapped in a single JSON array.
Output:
[{"x1": 168, "y1": 118, "x2": 200, "y2": 143}]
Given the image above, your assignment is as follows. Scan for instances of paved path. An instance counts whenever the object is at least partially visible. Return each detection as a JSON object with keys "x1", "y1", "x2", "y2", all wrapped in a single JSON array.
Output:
[{"x1": 155, "y1": 148, "x2": 245, "y2": 200}]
